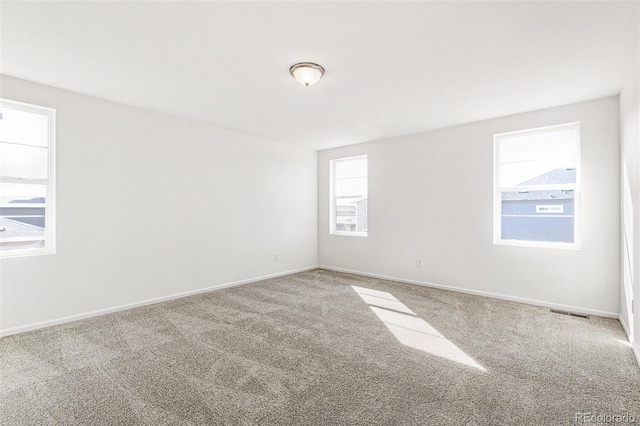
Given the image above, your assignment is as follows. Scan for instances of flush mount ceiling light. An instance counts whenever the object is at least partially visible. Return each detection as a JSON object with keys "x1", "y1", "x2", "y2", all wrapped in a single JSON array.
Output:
[{"x1": 289, "y1": 62, "x2": 325, "y2": 87}]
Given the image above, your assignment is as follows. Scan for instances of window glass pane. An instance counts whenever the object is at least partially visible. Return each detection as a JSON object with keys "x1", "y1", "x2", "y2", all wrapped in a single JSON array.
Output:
[
  {"x1": 499, "y1": 127, "x2": 578, "y2": 164},
  {"x1": 335, "y1": 197, "x2": 367, "y2": 233},
  {"x1": 501, "y1": 190, "x2": 574, "y2": 243},
  {"x1": 0, "y1": 142, "x2": 48, "y2": 179},
  {"x1": 0, "y1": 182, "x2": 46, "y2": 205},
  {"x1": 336, "y1": 177, "x2": 367, "y2": 197},
  {"x1": 499, "y1": 162, "x2": 577, "y2": 187},
  {"x1": 0, "y1": 183, "x2": 46, "y2": 243},
  {"x1": 499, "y1": 127, "x2": 578, "y2": 188},
  {"x1": 0, "y1": 107, "x2": 49, "y2": 147},
  {"x1": 335, "y1": 157, "x2": 367, "y2": 179},
  {"x1": 0, "y1": 217, "x2": 46, "y2": 244}
]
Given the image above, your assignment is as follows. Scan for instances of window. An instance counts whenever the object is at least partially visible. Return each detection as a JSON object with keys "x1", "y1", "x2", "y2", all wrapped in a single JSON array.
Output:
[
  {"x1": 494, "y1": 122, "x2": 580, "y2": 248},
  {"x1": 0, "y1": 98, "x2": 56, "y2": 257},
  {"x1": 330, "y1": 155, "x2": 367, "y2": 236}
]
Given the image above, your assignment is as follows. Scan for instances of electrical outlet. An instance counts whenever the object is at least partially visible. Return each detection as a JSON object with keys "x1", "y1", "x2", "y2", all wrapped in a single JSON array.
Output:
[
  {"x1": 416, "y1": 258, "x2": 423, "y2": 267},
  {"x1": 274, "y1": 253, "x2": 279, "y2": 261}
]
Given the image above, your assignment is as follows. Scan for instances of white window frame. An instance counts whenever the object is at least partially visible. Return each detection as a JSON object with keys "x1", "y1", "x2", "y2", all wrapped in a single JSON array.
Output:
[
  {"x1": 493, "y1": 122, "x2": 581, "y2": 249},
  {"x1": 0, "y1": 98, "x2": 56, "y2": 258},
  {"x1": 330, "y1": 155, "x2": 368, "y2": 237}
]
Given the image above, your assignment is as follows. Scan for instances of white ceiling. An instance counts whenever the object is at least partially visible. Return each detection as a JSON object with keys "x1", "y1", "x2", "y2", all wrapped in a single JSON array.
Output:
[{"x1": 1, "y1": 1, "x2": 638, "y2": 150}]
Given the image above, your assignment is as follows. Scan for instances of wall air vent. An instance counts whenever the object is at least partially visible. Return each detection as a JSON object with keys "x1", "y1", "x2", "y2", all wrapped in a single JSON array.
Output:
[{"x1": 550, "y1": 309, "x2": 589, "y2": 319}]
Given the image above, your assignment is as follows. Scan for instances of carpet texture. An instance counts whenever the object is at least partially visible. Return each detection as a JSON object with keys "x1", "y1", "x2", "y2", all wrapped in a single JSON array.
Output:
[{"x1": 1, "y1": 269, "x2": 639, "y2": 425}]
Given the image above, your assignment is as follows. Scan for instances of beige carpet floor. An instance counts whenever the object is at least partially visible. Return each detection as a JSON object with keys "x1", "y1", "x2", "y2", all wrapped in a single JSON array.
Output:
[{"x1": 1, "y1": 269, "x2": 639, "y2": 425}]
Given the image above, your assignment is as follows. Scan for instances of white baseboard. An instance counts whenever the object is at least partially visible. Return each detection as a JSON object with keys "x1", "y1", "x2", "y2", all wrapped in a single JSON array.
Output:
[
  {"x1": 318, "y1": 265, "x2": 618, "y2": 318},
  {"x1": 0, "y1": 265, "x2": 319, "y2": 337},
  {"x1": 617, "y1": 316, "x2": 639, "y2": 368},
  {"x1": 619, "y1": 314, "x2": 631, "y2": 338}
]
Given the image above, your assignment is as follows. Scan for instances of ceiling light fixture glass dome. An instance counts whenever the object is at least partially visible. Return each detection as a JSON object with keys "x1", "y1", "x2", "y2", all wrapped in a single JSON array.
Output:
[{"x1": 290, "y1": 62, "x2": 325, "y2": 87}]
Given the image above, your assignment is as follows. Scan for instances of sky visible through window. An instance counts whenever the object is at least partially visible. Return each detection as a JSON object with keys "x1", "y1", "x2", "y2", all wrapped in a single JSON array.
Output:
[
  {"x1": 335, "y1": 157, "x2": 367, "y2": 195},
  {"x1": 499, "y1": 127, "x2": 578, "y2": 187},
  {"x1": 335, "y1": 156, "x2": 367, "y2": 207},
  {"x1": 0, "y1": 183, "x2": 45, "y2": 204},
  {"x1": 0, "y1": 107, "x2": 49, "y2": 147},
  {"x1": 0, "y1": 107, "x2": 49, "y2": 205}
]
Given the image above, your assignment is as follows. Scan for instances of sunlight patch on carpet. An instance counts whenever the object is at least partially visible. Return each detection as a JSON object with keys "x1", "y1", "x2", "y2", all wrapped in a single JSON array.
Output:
[{"x1": 352, "y1": 285, "x2": 485, "y2": 371}]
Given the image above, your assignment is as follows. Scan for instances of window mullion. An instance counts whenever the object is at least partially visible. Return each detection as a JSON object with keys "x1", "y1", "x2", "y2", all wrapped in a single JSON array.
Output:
[
  {"x1": 499, "y1": 184, "x2": 576, "y2": 192},
  {"x1": 0, "y1": 177, "x2": 49, "y2": 184}
]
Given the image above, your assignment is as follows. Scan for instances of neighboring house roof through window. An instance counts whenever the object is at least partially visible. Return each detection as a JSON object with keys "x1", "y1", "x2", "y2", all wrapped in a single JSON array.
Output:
[
  {"x1": 502, "y1": 169, "x2": 576, "y2": 201},
  {"x1": 0, "y1": 217, "x2": 45, "y2": 239}
]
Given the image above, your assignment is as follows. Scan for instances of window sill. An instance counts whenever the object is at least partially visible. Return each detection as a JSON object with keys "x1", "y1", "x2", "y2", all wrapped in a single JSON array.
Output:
[
  {"x1": 0, "y1": 248, "x2": 56, "y2": 259},
  {"x1": 330, "y1": 231, "x2": 368, "y2": 237},
  {"x1": 494, "y1": 239, "x2": 580, "y2": 250}
]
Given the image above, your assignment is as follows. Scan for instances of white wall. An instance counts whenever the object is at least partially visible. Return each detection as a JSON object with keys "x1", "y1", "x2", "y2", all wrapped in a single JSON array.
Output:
[
  {"x1": 319, "y1": 97, "x2": 620, "y2": 317},
  {"x1": 0, "y1": 75, "x2": 318, "y2": 334},
  {"x1": 0, "y1": 75, "x2": 626, "y2": 336},
  {"x1": 620, "y1": 19, "x2": 640, "y2": 360}
]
